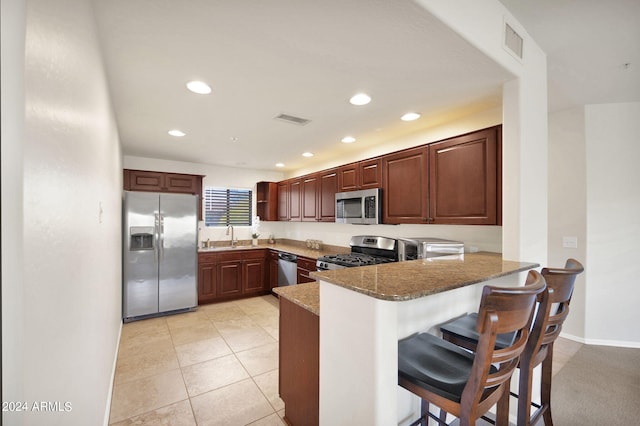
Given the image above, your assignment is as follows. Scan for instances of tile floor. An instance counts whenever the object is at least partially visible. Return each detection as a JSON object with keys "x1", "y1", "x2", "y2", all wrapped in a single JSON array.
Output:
[
  {"x1": 109, "y1": 295, "x2": 285, "y2": 426},
  {"x1": 109, "y1": 294, "x2": 583, "y2": 425}
]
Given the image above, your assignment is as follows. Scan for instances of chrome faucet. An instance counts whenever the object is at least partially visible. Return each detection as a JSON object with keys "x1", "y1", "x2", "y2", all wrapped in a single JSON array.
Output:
[{"x1": 226, "y1": 225, "x2": 235, "y2": 247}]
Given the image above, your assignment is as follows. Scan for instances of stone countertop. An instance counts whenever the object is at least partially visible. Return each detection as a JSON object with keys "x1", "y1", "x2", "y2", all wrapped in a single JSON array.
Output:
[
  {"x1": 273, "y1": 282, "x2": 320, "y2": 316},
  {"x1": 310, "y1": 252, "x2": 539, "y2": 302},
  {"x1": 198, "y1": 240, "x2": 350, "y2": 260}
]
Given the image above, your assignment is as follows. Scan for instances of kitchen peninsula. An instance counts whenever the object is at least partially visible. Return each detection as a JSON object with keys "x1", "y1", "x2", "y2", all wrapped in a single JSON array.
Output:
[{"x1": 275, "y1": 252, "x2": 538, "y2": 426}]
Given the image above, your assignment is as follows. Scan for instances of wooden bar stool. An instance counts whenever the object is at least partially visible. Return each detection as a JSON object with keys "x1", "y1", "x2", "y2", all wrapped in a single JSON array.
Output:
[
  {"x1": 440, "y1": 259, "x2": 584, "y2": 425},
  {"x1": 398, "y1": 270, "x2": 546, "y2": 426}
]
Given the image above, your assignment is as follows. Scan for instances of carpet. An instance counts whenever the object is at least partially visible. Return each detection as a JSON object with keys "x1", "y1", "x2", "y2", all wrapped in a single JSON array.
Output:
[{"x1": 551, "y1": 344, "x2": 640, "y2": 425}]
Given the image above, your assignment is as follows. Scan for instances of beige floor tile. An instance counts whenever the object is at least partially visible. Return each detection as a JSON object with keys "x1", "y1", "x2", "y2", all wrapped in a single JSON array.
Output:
[
  {"x1": 120, "y1": 316, "x2": 168, "y2": 338},
  {"x1": 253, "y1": 369, "x2": 285, "y2": 412},
  {"x1": 109, "y1": 369, "x2": 187, "y2": 424},
  {"x1": 236, "y1": 342, "x2": 279, "y2": 376},
  {"x1": 190, "y1": 379, "x2": 274, "y2": 426},
  {"x1": 552, "y1": 337, "x2": 583, "y2": 376},
  {"x1": 118, "y1": 330, "x2": 174, "y2": 359},
  {"x1": 174, "y1": 336, "x2": 232, "y2": 367},
  {"x1": 201, "y1": 303, "x2": 250, "y2": 322},
  {"x1": 181, "y1": 354, "x2": 249, "y2": 397},
  {"x1": 218, "y1": 326, "x2": 277, "y2": 353},
  {"x1": 247, "y1": 412, "x2": 286, "y2": 426},
  {"x1": 165, "y1": 310, "x2": 211, "y2": 330},
  {"x1": 212, "y1": 315, "x2": 257, "y2": 333},
  {"x1": 109, "y1": 399, "x2": 195, "y2": 426},
  {"x1": 169, "y1": 321, "x2": 220, "y2": 346},
  {"x1": 114, "y1": 344, "x2": 179, "y2": 385}
]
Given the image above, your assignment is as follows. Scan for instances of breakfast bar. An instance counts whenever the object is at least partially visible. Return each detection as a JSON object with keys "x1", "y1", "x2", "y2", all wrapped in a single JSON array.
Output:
[{"x1": 276, "y1": 252, "x2": 538, "y2": 426}]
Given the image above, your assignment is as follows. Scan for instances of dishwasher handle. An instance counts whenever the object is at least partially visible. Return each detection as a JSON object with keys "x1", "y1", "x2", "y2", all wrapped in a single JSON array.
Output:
[{"x1": 278, "y1": 252, "x2": 298, "y2": 263}]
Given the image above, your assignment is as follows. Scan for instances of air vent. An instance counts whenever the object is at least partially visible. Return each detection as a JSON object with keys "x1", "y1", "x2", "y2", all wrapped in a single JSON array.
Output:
[
  {"x1": 504, "y1": 22, "x2": 524, "y2": 59},
  {"x1": 274, "y1": 113, "x2": 311, "y2": 126}
]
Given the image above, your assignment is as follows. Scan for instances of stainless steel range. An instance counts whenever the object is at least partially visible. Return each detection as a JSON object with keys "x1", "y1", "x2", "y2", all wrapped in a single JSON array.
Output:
[{"x1": 316, "y1": 236, "x2": 399, "y2": 271}]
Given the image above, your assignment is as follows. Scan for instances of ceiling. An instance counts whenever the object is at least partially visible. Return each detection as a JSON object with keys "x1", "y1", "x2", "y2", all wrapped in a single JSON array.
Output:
[{"x1": 93, "y1": 0, "x2": 639, "y2": 173}]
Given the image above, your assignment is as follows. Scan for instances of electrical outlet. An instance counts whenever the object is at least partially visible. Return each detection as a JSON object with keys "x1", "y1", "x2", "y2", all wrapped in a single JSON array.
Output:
[{"x1": 562, "y1": 236, "x2": 578, "y2": 249}]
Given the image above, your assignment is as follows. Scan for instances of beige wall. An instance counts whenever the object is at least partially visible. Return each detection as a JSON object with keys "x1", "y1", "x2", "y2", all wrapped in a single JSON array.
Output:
[{"x1": 2, "y1": 0, "x2": 124, "y2": 424}]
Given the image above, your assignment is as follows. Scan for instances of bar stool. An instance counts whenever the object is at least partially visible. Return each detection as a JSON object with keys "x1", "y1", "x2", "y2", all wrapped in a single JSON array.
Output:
[
  {"x1": 398, "y1": 270, "x2": 546, "y2": 426},
  {"x1": 440, "y1": 259, "x2": 584, "y2": 425}
]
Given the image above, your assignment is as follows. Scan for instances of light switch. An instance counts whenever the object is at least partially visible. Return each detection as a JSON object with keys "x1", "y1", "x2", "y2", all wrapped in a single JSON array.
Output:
[{"x1": 562, "y1": 236, "x2": 578, "y2": 249}]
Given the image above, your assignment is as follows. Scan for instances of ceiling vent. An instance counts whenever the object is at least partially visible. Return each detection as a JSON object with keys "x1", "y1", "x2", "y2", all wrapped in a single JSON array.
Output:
[
  {"x1": 274, "y1": 113, "x2": 311, "y2": 126},
  {"x1": 504, "y1": 22, "x2": 524, "y2": 60}
]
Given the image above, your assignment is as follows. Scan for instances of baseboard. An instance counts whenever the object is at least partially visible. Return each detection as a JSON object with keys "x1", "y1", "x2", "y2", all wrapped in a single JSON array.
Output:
[
  {"x1": 103, "y1": 320, "x2": 123, "y2": 426},
  {"x1": 561, "y1": 332, "x2": 640, "y2": 348}
]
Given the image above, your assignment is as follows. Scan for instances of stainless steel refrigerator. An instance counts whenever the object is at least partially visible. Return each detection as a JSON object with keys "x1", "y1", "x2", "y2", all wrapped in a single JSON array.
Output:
[{"x1": 123, "y1": 191, "x2": 198, "y2": 322}]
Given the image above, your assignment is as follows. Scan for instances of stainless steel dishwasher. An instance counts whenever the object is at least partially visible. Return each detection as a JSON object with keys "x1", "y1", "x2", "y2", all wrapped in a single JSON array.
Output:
[{"x1": 277, "y1": 252, "x2": 298, "y2": 286}]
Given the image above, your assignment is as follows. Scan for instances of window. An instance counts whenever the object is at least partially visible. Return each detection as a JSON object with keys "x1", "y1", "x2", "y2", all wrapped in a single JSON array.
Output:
[{"x1": 204, "y1": 187, "x2": 252, "y2": 227}]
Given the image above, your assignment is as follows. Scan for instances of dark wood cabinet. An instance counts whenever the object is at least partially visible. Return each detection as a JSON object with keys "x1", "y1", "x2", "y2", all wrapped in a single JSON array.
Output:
[
  {"x1": 279, "y1": 297, "x2": 319, "y2": 426},
  {"x1": 268, "y1": 250, "x2": 279, "y2": 290},
  {"x1": 337, "y1": 158, "x2": 382, "y2": 192},
  {"x1": 256, "y1": 181, "x2": 278, "y2": 221},
  {"x1": 277, "y1": 181, "x2": 290, "y2": 221},
  {"x1": 318, "y1": 169, "x2": 337, "y2": 222},
  {"x1": 302, "y1": 175, "x2": 319, "y2": 222},
  {"x1": 124, "y1": 169, "x2": 204, "y2": 219},
  {"x1": 277, "y1": 178, "x2": 301, "y2": 221},
  {"x1": 296, "y1": 256, "x2": 317, "y2": 284},
  {"x1": 197, "y1": 250, "x2": 268, "y2": 304},
  {"x1": 428, "y1": 127, "x2": 498, "y2": 225},
  {"x1": 382, "y1": 146, "x2": 430, "y2": 224}
]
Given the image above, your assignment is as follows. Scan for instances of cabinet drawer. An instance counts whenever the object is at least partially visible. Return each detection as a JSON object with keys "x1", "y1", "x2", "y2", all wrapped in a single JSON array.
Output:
[
  {"x1": 297, "y1": 256, "x2": 317, "y2": 271},
  {"x1": 268, "y1": 250, "x2": 279, "y2": 261},
  {"x1": 198, "y1": 253, "x2": 218, "y2": 263}
]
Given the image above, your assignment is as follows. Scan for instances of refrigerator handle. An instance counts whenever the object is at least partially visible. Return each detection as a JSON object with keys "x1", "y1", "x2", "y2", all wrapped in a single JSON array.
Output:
[
  {"x1": 154, "y1": 212, "x2": 160, "y2": 264},
  {"x1": 159, "y1": 213, "x2": 165, "y2": 261}
]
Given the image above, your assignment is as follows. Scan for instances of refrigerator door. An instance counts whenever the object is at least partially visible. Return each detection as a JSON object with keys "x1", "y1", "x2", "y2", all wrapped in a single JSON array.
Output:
[
  {"x1": 123, "y1": 191, "x2": 160, "y2": 318},
  {"x1": 158, "y1": 193, "x2": 198, "y2": 312}
]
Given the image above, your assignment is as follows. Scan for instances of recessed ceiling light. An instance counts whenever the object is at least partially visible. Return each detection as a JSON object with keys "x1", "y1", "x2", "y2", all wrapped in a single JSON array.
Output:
[
  {"x1": 186, "y1": 80, "x2": 211, "y2": 94},
  {"x1": 275, "y1": 163, "x2": 285, "y2": 168},
  {"x1": 302, "y1": 152, "x2": 314, "y2": 157},
  {"x1": 349, "y1": 93, "x2": 371, "y2": 106},
  {"x1": 341, "y1": 136, "x2": 356, "y2": 143},
  {"x1": 401, "y1": 112, "x2": 421, "y2": 121},
  {"x1": 168, "y1": 129, "x2": 186, "y2": 137}
]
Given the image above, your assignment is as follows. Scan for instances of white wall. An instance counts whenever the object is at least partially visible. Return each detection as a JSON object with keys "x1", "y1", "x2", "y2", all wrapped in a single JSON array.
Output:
[
  {"x1": 1, "y1": 0, "x2": 26, "y2": 412},
  {"x1": 584, "y1": 102, "x2": 640, "y2": 346},
  {"x1": 4, "y1": 0, "x2": 124, "y2": 425}
]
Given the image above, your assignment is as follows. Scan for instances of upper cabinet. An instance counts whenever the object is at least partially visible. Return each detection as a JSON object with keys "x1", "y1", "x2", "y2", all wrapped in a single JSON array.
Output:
[
  {"x1": 382, "y1": 146, "x2": 430, "y2": 224},
  {"x1": 268, "y1": 125, "x2": 502, "y2": 226},
  {"x1": 337, "y1": 158, "x2": 382, "y2": 192},
  {"x1": 428, "y1": 127, "x2": 499, "y2": 225},
  {"x1": 256, "y1": 181, "x2": 278, "y2": 221}
]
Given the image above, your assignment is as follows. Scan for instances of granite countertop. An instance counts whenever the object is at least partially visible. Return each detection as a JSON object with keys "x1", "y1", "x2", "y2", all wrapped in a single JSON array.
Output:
[
  {"x1": 310, "y1": 252, "x2": 539, "y2": 302},
  {"x1": 273, "y1": 282, "x2": 320, "y2": 316},
  {"x1": 198, "y1": 239, "x2": 350, "y2": 260}
]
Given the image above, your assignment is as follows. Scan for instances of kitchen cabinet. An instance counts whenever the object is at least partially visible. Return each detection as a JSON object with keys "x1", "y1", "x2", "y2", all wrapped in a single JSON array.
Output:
[
  {"x1": 279, "y1": 297, "x2": 319, "y2": 426},
  {"x1": 296, "y1": 256, "x2": 317, "y2": 284},
  {"x1": 256, "y1": 181, "x2": 278, "y2": 221},
  {"x1": 301, "y1": 169, "x2": 337, "y2": 222},
  {"x1": 123, "y1": 169, "x2": 204, "y2": 219},
  {"x1": 278, "y1": 178, "x2": 301, "y2": 221},
  {"x1": 268, "y1": 250, "x2": 279, "y2": 291},
  {"x1": 302, "y1": 174, "x2": 319, "y2": 222},
  {"x1": 197, "y1": 250, "x2": 268, "y2": 304},
  {"x1": 428, "y1": 126, "x2": 499, "y2": 225},
  {"x1": 337, "y1": 158, "x2": 382, "y2": 192},
  {"x1": 382, "y1": 146, "x2": 430, "y2": 224}
]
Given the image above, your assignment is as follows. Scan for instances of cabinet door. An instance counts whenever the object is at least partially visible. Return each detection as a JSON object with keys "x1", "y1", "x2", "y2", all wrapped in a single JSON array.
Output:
[
  {"x1": 277, "y1": 181, "x2": 290, "y2": 221},
  {"x1": 164, "y1": 173, "x2": 198, "y2": 193},
  {"x1": 127, "y1": 170, "x2": 165, "y2": 192},
  {"x1": 382, "y1": 146, "x2": 429, "y2": 224},
  {"x1": 296, "y1": 256, "x2": 317, "y2": 284},
  {"x1": 301, "y1": 175, "x2": 319, "y2": 222},
  {"x1": 257, "y1": 182, "x2": 278, "y2": 221},
  {"x1": 318, "y1": 169, "x2": 337, "y2": 222},
  {"x1": 198, "y1": 262, "x2": 217, "y2": 304},
  {"x1": 218, "y1": 261, "x2": 242, "y2": 297},
  {"x1": 359, "y1": 158, "x2": 382, "y2": 189},
  {"x1": 289, "y1": 178, "x2": 302, "y2": 221},
  {"x1": 243, "y1": 259, "x2": 266, "y2": 294},
  {"x1": 337, "y1": 163, "x2": 359, "y2": 192},
  {"x1": 428, "y1": 127, "x2": 498, "y2": 225},
  {"x1": 269, "y1": 258, "x2": 279, "y2": 290}
]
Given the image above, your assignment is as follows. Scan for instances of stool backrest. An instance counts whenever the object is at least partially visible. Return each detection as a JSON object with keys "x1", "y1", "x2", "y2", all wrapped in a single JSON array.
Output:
[{"x1": 463, "y1": 270, "x2": 547, "y2": 408}]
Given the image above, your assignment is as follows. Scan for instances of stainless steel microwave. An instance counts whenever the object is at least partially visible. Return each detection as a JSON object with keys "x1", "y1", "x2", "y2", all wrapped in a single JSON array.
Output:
[{"x1": 335, "y1": 188, "x2": 382, "y2": 224}]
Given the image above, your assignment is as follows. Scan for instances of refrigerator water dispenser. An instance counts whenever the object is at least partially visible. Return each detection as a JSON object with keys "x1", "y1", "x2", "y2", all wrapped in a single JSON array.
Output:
[{"x1": 129, "y1": 226, "x2": 154, "y2": 250}]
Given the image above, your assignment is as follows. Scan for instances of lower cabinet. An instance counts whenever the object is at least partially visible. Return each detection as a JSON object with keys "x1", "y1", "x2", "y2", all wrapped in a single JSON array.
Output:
[
  {"x1": 198, "y1": 250, "x2": 268, "y2": 304},
  {"x1": 268, "y1": 250, "x2": 279, "y2": 290},
  {"x1": 279, "y1": 297, "x2": 319, "y2": 426},
  {"x1": 296, "y1": 256, "x2": 317, "y2": 284}
]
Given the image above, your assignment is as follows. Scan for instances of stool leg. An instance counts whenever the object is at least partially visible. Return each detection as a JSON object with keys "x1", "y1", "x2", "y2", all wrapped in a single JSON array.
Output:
[
  {"x1": 420, "y1": 399, "x2": 428, "y2": 426},
  {"x1": 517, "y1": 356, "x2": 534, "y2": 426},
  {"x1": 496, "y1": 385, "x2": 511, "y2": 426},
  {"x1": 541, "y1": 345, "x2": 555, "y2": 426}
]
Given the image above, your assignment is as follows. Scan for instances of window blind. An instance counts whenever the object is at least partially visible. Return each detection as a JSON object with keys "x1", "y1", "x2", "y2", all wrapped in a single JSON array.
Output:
[{"x1": 204, "y1": 187, "x2": 252, "y2": 227}]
